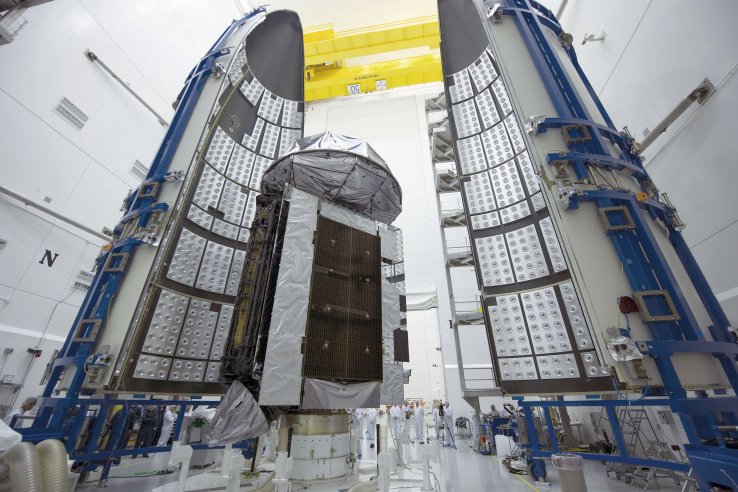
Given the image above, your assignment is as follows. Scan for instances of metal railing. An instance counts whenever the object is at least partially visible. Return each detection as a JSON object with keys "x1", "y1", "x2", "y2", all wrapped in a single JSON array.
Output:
[{"x1": 453, "y1": 296, "x2": 482, "y2": 315}]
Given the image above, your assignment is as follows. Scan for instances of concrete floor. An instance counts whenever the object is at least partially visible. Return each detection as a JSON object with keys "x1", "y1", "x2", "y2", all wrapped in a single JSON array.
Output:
[{"x1": 76, "y1": 432, "x2": 686, "y2": 492}]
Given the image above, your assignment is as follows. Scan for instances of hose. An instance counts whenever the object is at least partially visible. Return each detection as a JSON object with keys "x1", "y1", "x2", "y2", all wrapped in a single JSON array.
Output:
[
  {"x1": 1, "y1": 441, "x2": 43, "y2": 492},
  {"x1": 36, "y1": 439, "x2": 68, "y2": 492},
  {"x1": 347, "y1": 478, "x2": 378, "y2": 492}
]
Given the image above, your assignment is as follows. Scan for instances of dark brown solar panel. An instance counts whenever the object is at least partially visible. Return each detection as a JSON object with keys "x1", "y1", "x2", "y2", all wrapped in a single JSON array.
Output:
[{"x1": 302, "y1": 217, "x2": 382, "y2": 381}]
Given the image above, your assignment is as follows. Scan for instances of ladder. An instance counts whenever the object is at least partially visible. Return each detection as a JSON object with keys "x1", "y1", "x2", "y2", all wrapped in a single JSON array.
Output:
[
  {"x1": 598, "y1": 406, "x2": 685, "y2": 488},
  {"x1": 603, "y1": 407, "x2": 645, "y2": 480},
  {"x1": 629, "y1": 441, "x2": 683, "y2": 490}
]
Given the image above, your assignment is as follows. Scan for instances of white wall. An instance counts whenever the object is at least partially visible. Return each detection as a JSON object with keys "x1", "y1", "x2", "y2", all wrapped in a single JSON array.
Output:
[
  {"x1": 554, "y1": 0, "x2": 738, "y2": 324},
  {"x1": 0, "y1": 0, "x2": 241, "y2": 417},
  {"x1": 405, "y1": 310, "x2": 444, "y2": 402}
]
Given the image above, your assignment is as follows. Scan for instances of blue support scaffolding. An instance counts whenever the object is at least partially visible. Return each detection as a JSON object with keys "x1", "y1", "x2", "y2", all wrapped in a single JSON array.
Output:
[
  {"x1": 20, "y1": 7, "x2": 266, "y2": 482},
  {"x1": 500, "y1": 1, "x2": 738, "y2": 489}
]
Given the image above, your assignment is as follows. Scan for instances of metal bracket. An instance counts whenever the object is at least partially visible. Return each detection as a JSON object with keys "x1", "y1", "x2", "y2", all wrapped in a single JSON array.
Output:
[
  {"x1": 550, "y1": 159, "x2": 570, "y2": 179},
  {"x1": 660, "y1": 193, "x2": 685, "y2": 231},
  {"x1": 694, "y1": 77, "x2": 715, "y2": 105},
  {"x1": 558, "y1": 31, "x2": 574, "y2": 48},
  {"x1": 556, "y1": 185, "x2": 578, "y2": 211},
  {"x1": 163, "y1": 170, "x2": 184, "y2": 182},
  {"x1": 72, "y1": 319, "x2": 102, "y2": 342},
  {"x1": 213, "y1": 62, "x2": 226, "y2": 78},
  {"x1": 525, "y1": 115, "x2": 547, "y2": 135},
  {"x1": 620, "y1": 126, "x2": 641, "y2": 156},
  {"x1": 138, "y1": 181, "x2": 159, "y2": 200},
  {"x1": 633, "y1": 290, "x2": 681, "y2": 322},
  {"x1": 597, "y1": 206, "x2": 636, "y2": 231},
  {"x1": 102, "y1": 252, "x2": 129, "y2": 272},
  {"x1": 132, "y1": 231, "x2": 160, "y2": 246},
  {"x1": 561, "y1": 124, "x2": 592, "y2": 144},
  {"x1": 118, "y1": 202, "x2": 169, "y2": 234},
  {"x1": 487, "y1": 2, "x2": 503, "y2": 22}
]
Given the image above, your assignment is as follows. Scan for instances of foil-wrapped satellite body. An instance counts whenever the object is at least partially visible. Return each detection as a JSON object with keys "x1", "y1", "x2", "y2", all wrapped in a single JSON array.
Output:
[{"x1": 223, "y1": 131, "x2": 407, "y2": 414}]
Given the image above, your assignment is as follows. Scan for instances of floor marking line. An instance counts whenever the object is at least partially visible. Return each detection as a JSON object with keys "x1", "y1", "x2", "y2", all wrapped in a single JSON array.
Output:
[
  {"x1": 515, "y1": 473, "x2": 540, "y2": 492},
  {"x1": 492, "y1": 455, "x2": 540, "y2": 492}
]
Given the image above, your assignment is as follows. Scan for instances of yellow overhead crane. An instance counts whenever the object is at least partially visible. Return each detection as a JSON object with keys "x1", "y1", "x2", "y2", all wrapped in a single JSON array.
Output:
[{"x1": 303, "y1": 16, "x2": 443, "y2": 101}]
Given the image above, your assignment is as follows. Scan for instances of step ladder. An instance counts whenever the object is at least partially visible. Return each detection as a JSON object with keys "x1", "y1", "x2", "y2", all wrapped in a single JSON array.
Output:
[{"x1": 629, "y1": 441, "x2": 683, "y2": 490}]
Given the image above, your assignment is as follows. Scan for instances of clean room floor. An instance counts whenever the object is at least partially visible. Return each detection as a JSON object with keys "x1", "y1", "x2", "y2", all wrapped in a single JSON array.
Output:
[
  {"x1": 77, "y1": 432, "x2": 685, "y2": 492},
  {"x1": 369, "y1": 434, "x2": 682, "y2": 492},
  {"x1": 427, "y1": 439, "x2": 682, "y2": 492}
]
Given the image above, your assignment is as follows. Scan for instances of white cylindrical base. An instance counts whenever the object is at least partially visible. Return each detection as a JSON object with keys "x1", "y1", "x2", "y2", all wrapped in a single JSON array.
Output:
[{"x1": 289, "y1": 432, "x2": 350, "y2": 480}]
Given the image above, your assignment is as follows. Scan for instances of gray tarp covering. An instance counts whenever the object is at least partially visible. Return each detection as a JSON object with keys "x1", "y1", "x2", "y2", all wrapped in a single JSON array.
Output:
[
  {"x1": 261, "y1": 132, "x2": 402, "y2": 224},
  {"x1": 302, "y1": 379, "x2": 380, "y2": 409},
  {"x1": 320, "y1": 201, "x2": 377, "y2": 236},
  {"x1": 380, "y1": 278, "x2": 404, "y2": 405},
  {"x1": 379, "y1": 225, "x2": 402, "y2": 262},
  {"x1": 287, "y1": 132, "x2": 387, "y2": 164},
  {"x1": 259, "y1": 189, "x2": 318, "y2": 406},
  {"x1": 206, "y1": 381, "x2": 269, "y2": 444},
  {"x1": 380, "y1": 363, "x2": 405, "y2": 404},
  {"x1": 382, "y1": 279, "x2": 400, "y2": 363}
]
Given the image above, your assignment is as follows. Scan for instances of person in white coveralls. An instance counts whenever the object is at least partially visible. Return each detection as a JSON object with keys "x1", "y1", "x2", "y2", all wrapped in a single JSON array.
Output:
[
  {"x1": 3, "y1": 397, "x2": 37, "y2": 427},
  {"x1": 157, "y1": 407, "x2": 176, "y2": 447},
  {"x1": 389, "y1": 404, "x2": 402, "y2": 437},
  {"x1": 468, "y1": 408, "x2": 479, "y2": 444},
  {"x1": 433, "y1": 405, "x2": 442, "y2": 440},
  {"x1": 351, "y1": 409, "x2": 363, "y2": 458},
  {"x1": 365, "y1": 407, "x2": 377, "y2": 448},
  {"x1": 413, "y1": 401, "x2": 425, "y2": 443}
]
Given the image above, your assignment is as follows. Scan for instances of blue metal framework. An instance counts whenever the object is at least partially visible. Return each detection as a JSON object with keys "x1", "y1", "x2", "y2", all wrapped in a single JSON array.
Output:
[
  {"x1": 519, "y1": 398, "x2": 691, "y2": 472},
  {"x1": 20, "y1": 397, "x2": 256, "y2": 482},
  {"x1": 19, "y1": 6, "x2": 266, "y2": 481},
  {"x1": 498, "y1": 1, "x2": 738, "y2": 488},
  {"x1": 476, "y1": 418, "x2": 515, "y2": 455}
]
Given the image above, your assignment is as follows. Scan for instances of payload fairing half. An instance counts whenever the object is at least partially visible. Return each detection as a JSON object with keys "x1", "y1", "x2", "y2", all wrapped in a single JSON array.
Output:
[{"x1": 436, "y1": 0, "x2": 729, "y2": 395}]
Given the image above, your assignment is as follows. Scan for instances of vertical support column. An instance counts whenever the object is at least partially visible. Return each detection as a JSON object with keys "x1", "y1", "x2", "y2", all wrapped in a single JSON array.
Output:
[{"x1": 605, "y1": 406, "x2": 628, "y2": 458}]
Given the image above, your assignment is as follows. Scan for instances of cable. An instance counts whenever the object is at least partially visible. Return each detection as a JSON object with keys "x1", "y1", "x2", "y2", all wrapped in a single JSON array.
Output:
[
  {"x1": 77, "y1": 468, "x2": 174, "y2": 484},
  {"x1": 36, "y1": 286, "x2": 79, "y2": 346},
  {"x1": 108, "y1": 469, "x2": 175, "y2": 478},
  {"x1": 445, "y1": 420, "x2": 457, "y2": 449},
  {"x1": 385, "y1": 415, "x2": 441, "y2": 491},
  {"x1": 0, "y1": 350, "x2": 10, "y2": 377}
]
